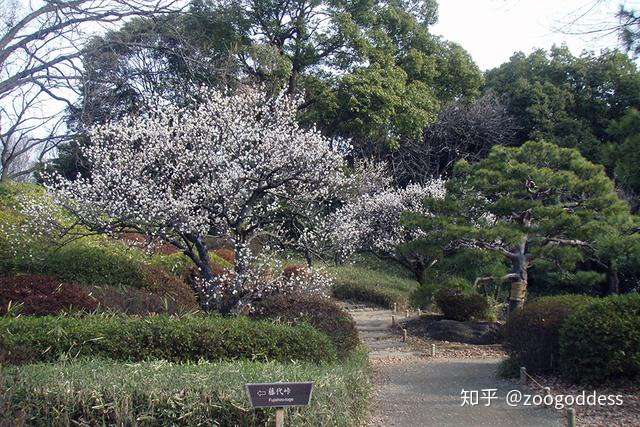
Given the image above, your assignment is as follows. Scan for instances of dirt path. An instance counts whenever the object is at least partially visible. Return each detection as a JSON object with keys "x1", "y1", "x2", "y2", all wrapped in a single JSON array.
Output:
[{"x1": 350, "y1": 307, "x2": 562, "y2": 427}]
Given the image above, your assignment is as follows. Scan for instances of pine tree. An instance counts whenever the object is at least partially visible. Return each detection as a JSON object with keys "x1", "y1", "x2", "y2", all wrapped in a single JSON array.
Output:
[{"x1": 405, "y1": 141, "x2": 635, "y2": 313}]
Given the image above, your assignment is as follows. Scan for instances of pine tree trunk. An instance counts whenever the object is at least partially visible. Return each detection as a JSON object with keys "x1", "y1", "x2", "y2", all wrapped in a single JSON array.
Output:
[
  {"x1": 508, "y1": 242, "x2": 529, "y2": 315},
  {"x1": 508, "y1": 281, "x2": 527, "y2": 313}
]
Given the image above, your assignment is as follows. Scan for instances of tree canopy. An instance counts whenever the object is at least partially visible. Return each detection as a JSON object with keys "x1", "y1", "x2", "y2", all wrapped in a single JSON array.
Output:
[
  {"x1": 485, "y1": 47, "x2": 640, "y2": 164},
  {"x1": 53, "y1": 0, "x2": 483, "y2": 178},
  {"x1": 34, "y1": 89, "x2": 347, "y2": 313}
]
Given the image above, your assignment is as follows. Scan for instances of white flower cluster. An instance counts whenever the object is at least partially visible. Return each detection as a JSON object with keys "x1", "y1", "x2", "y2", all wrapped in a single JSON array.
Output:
[
  {"x1": 330, "y1": 179, "x2": 446, "y2": 259},
  {"x1": 350, "y1": 159, "x2": 394, "y2": 197},
  {"x1": 193, "y1": 258, "x2": 333, "y2": 314},
  {"x1": 44, "y1": 88, "x2": 348, "y2": 241}
]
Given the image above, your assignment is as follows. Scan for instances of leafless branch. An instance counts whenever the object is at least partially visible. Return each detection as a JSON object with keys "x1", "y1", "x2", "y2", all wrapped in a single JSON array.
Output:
[{"x1": 0, "y1": 0, "x2": 183, "y2": 181}]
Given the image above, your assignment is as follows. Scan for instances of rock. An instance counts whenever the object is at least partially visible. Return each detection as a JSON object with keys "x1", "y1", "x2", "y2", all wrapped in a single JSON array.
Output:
[{"x1": 422, "y1": 318, "x2": 502, "y2": 345}]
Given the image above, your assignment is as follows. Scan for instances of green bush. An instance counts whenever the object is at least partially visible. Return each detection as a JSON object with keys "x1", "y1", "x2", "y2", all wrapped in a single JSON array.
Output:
[
  {"x1": 434, "y1": 288, "x2": 490, "y2": 321},
  {"x1": 411, "y1": 276, "x2": 474, "y2": 308},
  {"x1": 1, "y1": 233, "x2": 198, "y2": 309},
  {"x1": 559, "y1": 293, "x2": 640, "y2": 383},
  {"x1": 41, "y1": 242, "x2": 197, "y2": 308},
  {"x1": 254, "y1": 294, "x2": 359, "y2": 357},
  {"x1": 503, "y1": 294, "x2": 595, "y2": 374},
  {"x1": 332, "y1": 282, "x2": 407, "y2": 309},
  {"x1": 42, "y1": 240, "x2": 144, "y2": 287},
  {"x1": 0, "y1": 183, "x2": 198, "y2": 307},
  {"x1": 1, "y1": 351, "x2": 371, "y2": 426},
  {"x1": 0, "y1": 314, "x2": 337, "y2": 365}
]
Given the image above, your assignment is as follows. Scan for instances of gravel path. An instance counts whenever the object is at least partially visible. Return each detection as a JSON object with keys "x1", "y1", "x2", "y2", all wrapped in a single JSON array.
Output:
[{"x1": 350, "y1": 307, "x2": 562, "y2": 427}]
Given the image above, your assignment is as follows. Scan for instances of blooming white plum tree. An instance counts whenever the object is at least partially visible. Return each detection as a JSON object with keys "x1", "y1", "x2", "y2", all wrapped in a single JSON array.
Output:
[
  {"x1": 280, "y1": 159, "x2": 395, "y2": 266},
  {"x1": 330, "y1": 180, "x2": 445, "y2": 281},
  {"x1": 34, "y1": 88, "x2": 348, "y2": 313}
]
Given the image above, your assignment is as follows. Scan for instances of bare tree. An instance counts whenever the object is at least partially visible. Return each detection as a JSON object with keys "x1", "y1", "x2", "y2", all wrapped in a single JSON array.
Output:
[
  {"x1": 549, "y1": 0, "x2": 640, "y2": 56},
  {"x1": 390, "y1": 92, "x2": 519, "y2": 185},
  {"x1": 1, "y1": 131, "x2": 39, "y2": 181},
  {"x1": 0, "y1": 0, "x2": 181, "y2": 181}
]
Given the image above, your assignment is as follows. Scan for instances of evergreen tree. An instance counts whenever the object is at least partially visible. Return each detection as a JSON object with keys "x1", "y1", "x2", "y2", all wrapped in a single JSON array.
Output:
[{"x1": 405, "y1": 141, "x2": 635, "y2": 313}]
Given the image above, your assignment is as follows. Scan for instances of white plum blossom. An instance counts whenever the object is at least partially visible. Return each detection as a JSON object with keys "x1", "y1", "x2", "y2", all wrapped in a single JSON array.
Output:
[
  {"x1": 330, "y1": 179, "x2": 446, "y2": 278},
  {"x1": 349, "y1": 159, "x2": 394, "y2": 197},
  {"x1": 280, "y1": 159, "x2": 394, "y2": 265},
  {"x1": 194, "y1": 257, "x2": 334, "y2": 314},
  {"x1": 29, "y1": 87, "x2": 349, "y2": 313}
]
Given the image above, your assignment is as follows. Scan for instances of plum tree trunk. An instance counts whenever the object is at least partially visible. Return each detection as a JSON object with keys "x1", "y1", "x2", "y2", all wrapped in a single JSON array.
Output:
[
  {"x1": 304, "y1": 249, "x2": 313, "y2": 267},
  {"x1": 192, "y1": 237, "x2": 216, "y2": 312}
]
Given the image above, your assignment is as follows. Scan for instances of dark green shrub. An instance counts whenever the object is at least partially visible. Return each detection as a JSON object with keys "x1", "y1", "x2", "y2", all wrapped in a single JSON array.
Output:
[
  {"x1": 0, "y1": 314, "x2": 337, "y2": 365},
  {"x1": 434, "y1": 288, "x2": 490, "y2": 321},
  {"x1": 332, "y1": 282, "x2": 407, "y2": 309},
  {"x1": 0, "y1": 275, "x2": 97, "y2": 316},
  {"x1": 559, "y1": 293, "x2": 640, "y2": 383},
  {"x1": 503, "y1": 294, "x2": 595, "y2": 374},
  {"x1": 41, "y1": 241, "x2": 143, "y2": 287},
  {"x1": 254, "y1": 294, "x2": 359, "y2": 357},
  {"x1": 411, "y1": 276, "x2": 474, "y2": 308},
  {"x1": 41, "y1": 243, "x2": 198, "y2": 309}
]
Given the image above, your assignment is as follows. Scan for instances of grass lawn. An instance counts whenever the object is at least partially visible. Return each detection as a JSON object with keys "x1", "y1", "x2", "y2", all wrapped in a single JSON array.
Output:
[{"x1": 327, "y1": 254, "x2": 419, "y2": 309}]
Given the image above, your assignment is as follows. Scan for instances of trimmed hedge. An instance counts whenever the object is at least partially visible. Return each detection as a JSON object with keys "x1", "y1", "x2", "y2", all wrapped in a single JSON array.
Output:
[
  {"x1": 0, "y1": 184, "x2": 198, "y2": 308},
  {"x1": 254, "y1": 294, "x2": 359, "y2": 357},
  {"x1": 41, "y1": 244, "x2": 199, "y2": 309},
  {"x1": 1, "y1": 352, "x2": 371, "y2": 426},
  {"x1": 503, "y1": 294, "x2": 595, "y2": 374},
  {"x1": 0, "y1": 315, "x2": 337, "y2": 365},
  {"x1": 1, "y1": 234, "x2": 198, "y2": 309},
  {"x1": 559, "y1": 293, "x2": 640, "y2": 383},
  {"x1": 434, "y1": 288, "x2": 490, "y2": 321}
]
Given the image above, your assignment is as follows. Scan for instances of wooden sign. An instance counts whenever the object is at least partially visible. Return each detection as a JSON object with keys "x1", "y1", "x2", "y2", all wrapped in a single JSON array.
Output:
[{"x1": 246, "y1": 382, "x2": 314, "y2": 408}]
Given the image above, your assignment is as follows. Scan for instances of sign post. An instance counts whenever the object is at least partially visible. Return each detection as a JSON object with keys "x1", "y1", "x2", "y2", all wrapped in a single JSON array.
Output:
[
  {"x1": 275, "y1": 408, "x2": 285, "y2": 427},
  {"x1": 246, "y1": 382, "x2": 314, "y2": 427}
]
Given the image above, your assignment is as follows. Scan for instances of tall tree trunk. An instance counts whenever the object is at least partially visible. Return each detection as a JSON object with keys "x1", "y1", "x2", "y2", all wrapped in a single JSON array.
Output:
[
  {"x1": 508, "y1": 240, "x2": 529, "y2": 315},
  {"x1": 304, "y1": 248, "x2": 313, "y2": 267},
  {"x1": 192, "y1": 237, "x2": 215, "y2": 312}
]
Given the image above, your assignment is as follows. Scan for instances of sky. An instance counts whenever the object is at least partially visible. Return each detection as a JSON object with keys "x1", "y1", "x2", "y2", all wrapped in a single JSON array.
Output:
[{"x1": 432, "y1": 0, "x2": 640, "y2": 70}]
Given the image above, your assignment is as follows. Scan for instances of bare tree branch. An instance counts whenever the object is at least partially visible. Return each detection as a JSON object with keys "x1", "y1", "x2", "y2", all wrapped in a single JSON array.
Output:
[{"x1": 0, "y1": 0, "x2": 182, "y2": 181}]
